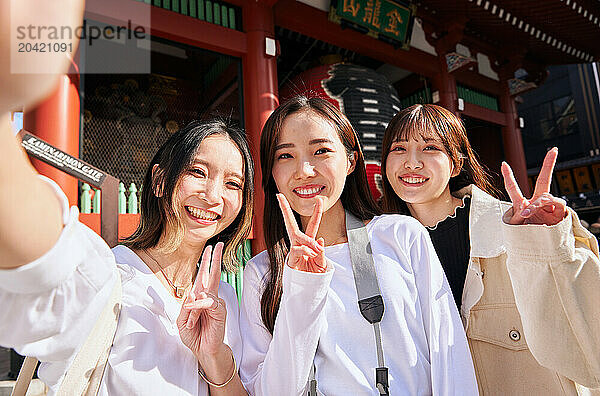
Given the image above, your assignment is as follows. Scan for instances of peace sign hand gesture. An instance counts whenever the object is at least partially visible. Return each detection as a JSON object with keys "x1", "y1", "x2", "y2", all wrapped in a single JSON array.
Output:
[
  {"x1": 501, "y1": 147, "x2": 567, "y2": 226},
  {"x1": 177, "y1": 242, "x2": 227, "y2": 359},
  {"x1": 277, "y1": 193, "x2": 328, "y2": 273}
]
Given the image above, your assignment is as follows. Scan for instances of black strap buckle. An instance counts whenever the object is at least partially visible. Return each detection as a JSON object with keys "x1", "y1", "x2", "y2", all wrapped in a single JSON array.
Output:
[
  {"x1": 376, "y1": 367, "x2": 389, "y2": 396},
  {"x1": 358, "y1": 295, "x2": 384, "y2": 324}
]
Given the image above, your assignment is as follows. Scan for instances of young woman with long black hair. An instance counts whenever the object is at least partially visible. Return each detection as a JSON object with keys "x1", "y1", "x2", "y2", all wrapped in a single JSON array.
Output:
[
  {"x1": 0, "y1": 3, "x2": 253, "y2": 393},
  {"x1": 239, "y1": 96, "x2": 478, "y2": 395}
]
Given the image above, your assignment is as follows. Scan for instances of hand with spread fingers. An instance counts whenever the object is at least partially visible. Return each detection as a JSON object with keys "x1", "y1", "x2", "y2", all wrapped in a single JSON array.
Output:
[
  {"x1": 276, "y1": 193, "x2": 328, "y2": 273},
  {"x1": 177, "y1": 242, "x2": 227, "y2": 359},
  {"x1": 501, "y1": 147, "x2": 567, "y2": 226}
]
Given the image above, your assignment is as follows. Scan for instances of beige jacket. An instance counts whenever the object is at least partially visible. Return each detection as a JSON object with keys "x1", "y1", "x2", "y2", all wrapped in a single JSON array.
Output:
[{"x1": 456, "y1": 185, "x2": 600, "y2": 395}]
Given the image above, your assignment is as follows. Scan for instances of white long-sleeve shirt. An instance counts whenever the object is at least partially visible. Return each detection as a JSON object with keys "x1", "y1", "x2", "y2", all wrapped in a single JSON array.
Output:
[
  {"x1": 239, "y1": 214, "x2": 478, "y2": 396},
  {"x1": 0, "y1": 176, "x2": 242, "y2": 395}
]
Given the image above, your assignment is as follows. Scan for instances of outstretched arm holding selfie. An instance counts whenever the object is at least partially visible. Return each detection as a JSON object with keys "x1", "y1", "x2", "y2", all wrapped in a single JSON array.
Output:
[
  {"x1": 0, "y1": 117, "x2": 64, "y2": 269},
  {"x1": 0, "y1": 2, "x2": 120, "y2": 387},
  {"x1": 0, "y1": 0, "x2": 85, "y2": 269}
]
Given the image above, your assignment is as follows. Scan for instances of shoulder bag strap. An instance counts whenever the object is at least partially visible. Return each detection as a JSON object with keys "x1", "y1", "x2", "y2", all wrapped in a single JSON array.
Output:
[
  {"x1": 11, "y1": 356, "x2": 38, "y2": 396},
  {"x1": 345, "y1": 211, "x2": 389, "y2": 396},
  {"x1": 11, "y1": 275, "x2": 122, "y2": 396},
  {"x1": 307, "y1": 213, "x2": 389, "y2": 396},
  {"x1": 60, "y1": 274, "x2": 121, "y2": 396}
]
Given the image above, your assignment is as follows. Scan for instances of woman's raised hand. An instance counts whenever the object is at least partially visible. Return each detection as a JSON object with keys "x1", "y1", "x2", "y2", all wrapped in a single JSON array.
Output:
[
  {"x1": 177, "y1": 242, "x2": 227, "y2": 358},
  {"x1": 501, "y1": 147, "x2": 566, "y2": 225},
  {"x1": 276, "y1": 193, "x2": 328, "y2": 273}
]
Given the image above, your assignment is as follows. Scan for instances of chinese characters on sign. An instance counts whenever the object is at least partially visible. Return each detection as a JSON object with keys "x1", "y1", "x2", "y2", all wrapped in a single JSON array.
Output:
[{"x1": 333, "y1": 0, "x2": 415, "y2": 48}]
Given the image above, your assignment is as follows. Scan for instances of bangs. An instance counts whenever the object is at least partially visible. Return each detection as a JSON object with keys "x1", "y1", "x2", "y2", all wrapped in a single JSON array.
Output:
[{"x1": 391, "y1": 105, "x2": 449, "y2": 144}]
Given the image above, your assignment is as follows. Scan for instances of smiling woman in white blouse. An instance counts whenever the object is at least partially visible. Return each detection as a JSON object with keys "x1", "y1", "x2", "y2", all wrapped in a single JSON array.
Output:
[
  {"x1": 0, "y1": 2, "x2": 253, "y2": 395},
  {"x1": 238, "y1": 96, "x2": 478, "y2": 395}
]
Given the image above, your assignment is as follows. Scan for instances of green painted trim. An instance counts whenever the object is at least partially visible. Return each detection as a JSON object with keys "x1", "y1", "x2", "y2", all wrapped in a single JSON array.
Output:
[
  {"x1": 118, "y1": 182, "x2": 127, "y2": 214},
  {"x1": 198, "y1": 0, "x2": 205, "y2": 20},
  {"x1": 92, "y1": 189, "x2": 101, "y2": 214},
  {"x1": 399, "y1": 87, "x2": 432, "y2": 109},
  {"x1": 213, "y1": 3, "x2": 220, "y2": 25},
  {"x1": 228, "y1": 7, "x2": 236, "y2": 30},
  {"x1": 181, "y1": 0, "x2": 188, "y2": 15},
  {"x1": 152, "y1": 0, "x2": 239, "y2": 30},
  {"x1": 206, "y1": 1, "x2": 213, "y2": 23},
  {"x1": 81, "y1": 183, "x2": 92, "y2": 214},
  {"x1": 128, "y1": 183, "x2": 138, "y2": 214},
  {"x1": 457, "y1": 84, "x2": 499, "y2": 111},
  {"x1": 189, "y1": 0, "x2": 197, "y2": 17},
  {"x1": 221, "y1": 5, "x2": 228, "y2": 28}
]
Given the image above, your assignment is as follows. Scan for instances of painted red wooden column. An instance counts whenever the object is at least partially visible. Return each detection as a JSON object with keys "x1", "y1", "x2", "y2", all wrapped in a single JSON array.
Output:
[
  {"x1": 500, "y1": 82, "x2": 530, "y2": 196},
  {"x1": 23, "y1": 73, "x2": 80, "y2": 206},
  {"x1": 433, "y1": 55, "x2": 458, "y2": 113},
  {"x1": 429, "y1": 23, "x2": 464, "y2": 114},
  {"x1": 243, "y1": 0, "x2": 279, "y2": 254}
]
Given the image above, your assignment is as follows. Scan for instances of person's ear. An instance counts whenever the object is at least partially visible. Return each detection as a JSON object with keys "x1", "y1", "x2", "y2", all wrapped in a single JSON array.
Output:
[
  {"x1": 347, "y1": 151, "x2": 357, "y2": 175},
  {"x1": 451, "y1": 156, "x2": 464, "y2": 178},
  {"x1": 151, "y1": 164, "x2": 165, "y2": 197}
]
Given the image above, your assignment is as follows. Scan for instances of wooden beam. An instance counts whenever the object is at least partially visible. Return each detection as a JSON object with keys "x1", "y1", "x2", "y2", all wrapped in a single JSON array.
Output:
[
  {"x1": 461, "y1": 102, "x2": 507, "y2": 126},
  {"x1": 85, "y1": 0, "x2": 247, "y2": 57},
  {"x1": 274, "y1": 0, "x2": 438, "y2": 78},
  {"x1": 454, "y1": 69, "x2": 503, "y2": 96}
]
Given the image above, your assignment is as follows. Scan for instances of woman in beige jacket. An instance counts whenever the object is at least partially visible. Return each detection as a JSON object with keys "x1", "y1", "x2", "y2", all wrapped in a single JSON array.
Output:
[{"x1": 379, "y1": 104, "x2": 600, "y2": 395}]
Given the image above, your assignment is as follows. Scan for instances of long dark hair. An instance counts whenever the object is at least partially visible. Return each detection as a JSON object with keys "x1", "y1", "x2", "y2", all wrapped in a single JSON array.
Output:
[
  {"x1": 380, "y1": 104, "x2": 497, "y2": 214},
  {"x1": 122, "y1": 119, "x2": 254, "y2": 272},
  {"x1": 259, "y1": 96, "x2": 380, "y2": 333}
]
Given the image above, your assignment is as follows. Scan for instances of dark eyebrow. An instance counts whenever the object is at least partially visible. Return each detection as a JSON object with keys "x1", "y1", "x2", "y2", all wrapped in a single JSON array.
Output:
[
  {"x1": 274, "y1": 142, "x2": 294, "y2": 151},
  {"x1": 309, "y1": 138, "x2": 334, "y2": 145},
  {"x1": 275, "y1": 138, "x2": 334, "y2": 151},
  {"x1": 191, "y1": 160, "x2": 244, "y2": 181},
  {"x1": 228, "y1": 172, "x2": 244, "y2": 181},
  {"x1": 393, "y1": 137, "x2": 439, "y2": 143}
]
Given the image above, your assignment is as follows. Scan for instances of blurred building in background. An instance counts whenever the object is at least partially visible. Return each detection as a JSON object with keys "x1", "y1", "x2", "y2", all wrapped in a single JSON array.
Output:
[{"x1": 518, "y1": 63, "x2": 600, "y2": 226}]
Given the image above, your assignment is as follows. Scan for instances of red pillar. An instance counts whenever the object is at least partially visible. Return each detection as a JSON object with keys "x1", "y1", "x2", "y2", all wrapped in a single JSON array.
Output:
[
  {"x1": 243, "y1": 1, "x2": 279, "y2": 254},
  {"x1": 500, "y1": 83, "x2": 530, "y2": 196},
  {"x1": 433, "y1": 54, "x2": 458, "y2": 113},
  {"x1": 23, "y1": 74, "x2": 80, "y2": 206}
]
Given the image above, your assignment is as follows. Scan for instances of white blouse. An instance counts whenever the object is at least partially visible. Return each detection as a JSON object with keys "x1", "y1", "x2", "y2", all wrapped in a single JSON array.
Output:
[
  {"x1": 239, "y1": 214, "x2": 478, "y2": 396},
  {"x1": 0, "y1": 177, "x2": 242, "y2": 396}
]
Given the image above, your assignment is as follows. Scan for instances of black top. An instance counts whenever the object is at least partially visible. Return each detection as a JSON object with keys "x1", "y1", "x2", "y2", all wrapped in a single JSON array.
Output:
[{"x1": 425, "y1": 197, "x2": 471, "y2": 309}]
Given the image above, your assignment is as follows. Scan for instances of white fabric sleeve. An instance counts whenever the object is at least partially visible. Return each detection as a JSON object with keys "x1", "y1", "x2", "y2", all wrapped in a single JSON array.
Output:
[
  {"x1": 0, "y1": 176, "x2": 118, "y2": 380},
  {"x1": 239, "y1": 257, "x2": 333, "y2": 396},
  {"x1": 502, "y1": 208, "x2": 600, "y2": 388},
  {"x1": 409, "y1": 227, "x2": 478, "y2": 396}
]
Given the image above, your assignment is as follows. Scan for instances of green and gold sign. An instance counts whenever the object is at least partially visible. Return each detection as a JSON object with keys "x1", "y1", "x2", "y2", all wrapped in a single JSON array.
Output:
[{"x1": 329, "y1": 0, "x2": 415, "y2": 49}]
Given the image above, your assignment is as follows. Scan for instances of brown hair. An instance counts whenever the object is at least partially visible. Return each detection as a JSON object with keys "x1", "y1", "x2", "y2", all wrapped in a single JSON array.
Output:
[
  {"x1": 259, "y1": 96, "x2": 380, "y2": 333},
  {"x1": 380, "y1": 104, "x2": 497, "y2": 214},
  {"x1": 122, "y1": 119, "x2": 254, "y2": 272}
]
